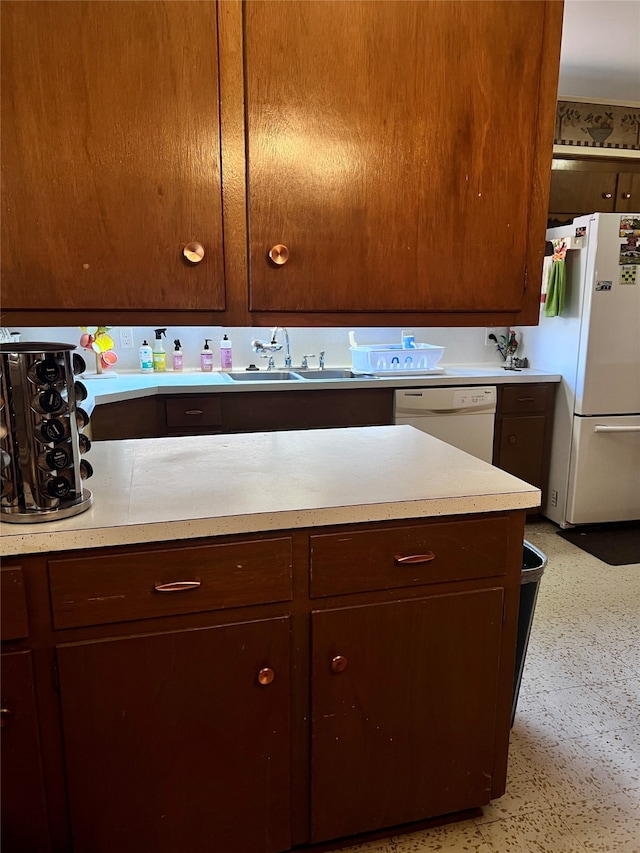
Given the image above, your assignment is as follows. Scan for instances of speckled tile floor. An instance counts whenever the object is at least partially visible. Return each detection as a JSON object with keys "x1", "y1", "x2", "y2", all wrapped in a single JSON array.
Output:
[{"x1": 334, "y1": 519, "x2": 640, "y2": 853}]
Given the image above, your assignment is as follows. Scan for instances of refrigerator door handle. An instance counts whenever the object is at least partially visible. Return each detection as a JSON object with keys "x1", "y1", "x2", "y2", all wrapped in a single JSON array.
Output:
[{"x1": 594, "y1": 425, "x2": 640, "y2": 433}]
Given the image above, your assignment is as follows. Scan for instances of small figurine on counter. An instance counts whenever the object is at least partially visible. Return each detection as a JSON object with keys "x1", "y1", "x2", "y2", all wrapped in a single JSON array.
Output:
[
  {"x1": 488, "y1": 330, "x2": 522, "y2": 370},
  {"x1": 79, "y1": 326, "x2": 118, "y2": 376}
]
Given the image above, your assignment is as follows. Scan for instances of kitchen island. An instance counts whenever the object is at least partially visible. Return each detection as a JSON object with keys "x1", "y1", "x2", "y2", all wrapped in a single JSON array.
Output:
[{"x1": 1, "y1": 426, "x2": 540, "y2": 853}]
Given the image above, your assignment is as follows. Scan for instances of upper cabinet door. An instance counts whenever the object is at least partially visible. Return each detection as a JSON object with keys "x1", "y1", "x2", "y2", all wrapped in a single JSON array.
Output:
[
  {"x1": 1, "y1": 1, "x2": 225, "y2": 312},
  {"x1": 244, "y1": 1, "x2": 561, "y2": 319}
]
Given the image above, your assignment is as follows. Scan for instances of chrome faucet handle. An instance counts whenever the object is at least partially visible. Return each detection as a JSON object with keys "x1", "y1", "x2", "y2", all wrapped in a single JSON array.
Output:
[
  {"x1": 301, "y1": 354, "x2": 315, "y2": 369},
  {"x1": 267, "y1": 356, "x2": 276, "y2": 371}
]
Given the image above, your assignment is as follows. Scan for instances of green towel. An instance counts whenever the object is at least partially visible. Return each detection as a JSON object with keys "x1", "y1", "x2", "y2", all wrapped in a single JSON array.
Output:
[{"x1": 544, "y1": 258, "x2": 566, "y2": 317}]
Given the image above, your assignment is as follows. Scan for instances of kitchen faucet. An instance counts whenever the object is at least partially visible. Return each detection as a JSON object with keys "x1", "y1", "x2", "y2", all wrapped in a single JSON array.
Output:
[{"x1": 251, "y1": 326, "x2": 291, "y2": 369}]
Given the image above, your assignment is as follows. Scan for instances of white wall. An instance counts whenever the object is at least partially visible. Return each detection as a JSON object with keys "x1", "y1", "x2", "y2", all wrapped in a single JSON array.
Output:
[{"x1": 10, "y1": 325, "x2": 516, "y2": 373}]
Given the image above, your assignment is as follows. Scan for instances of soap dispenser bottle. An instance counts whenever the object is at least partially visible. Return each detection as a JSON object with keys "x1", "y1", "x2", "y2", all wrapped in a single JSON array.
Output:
[
  {"x1": 139, "y1": 340, "x2": 153, "y2": 373},
  {"x1": 200, "y1": 339, "x2": 214, "y2": 372},
  {"x1": 172, "y1": 339, "x2": 183, "y2": 372},
  {"x1": 220, "y1": 333, "x2": 233, "y2": 370},
  {"x1": 152, "y1": 328, "x2": 167, "y2": 372}
]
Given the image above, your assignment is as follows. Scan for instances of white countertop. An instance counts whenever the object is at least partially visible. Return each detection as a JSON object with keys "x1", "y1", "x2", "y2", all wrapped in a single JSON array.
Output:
[
  {"x1": 81, "y1": 366, "x2": 561, "y2": 409},
  {"x1": 0, "y1": 425, "x2": 540, "y2": 557}
]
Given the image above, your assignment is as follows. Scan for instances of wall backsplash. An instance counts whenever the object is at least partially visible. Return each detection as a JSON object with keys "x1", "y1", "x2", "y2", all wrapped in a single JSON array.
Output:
[{"x1": 10, "y1": 326, "x2": 531, "y2": 374}]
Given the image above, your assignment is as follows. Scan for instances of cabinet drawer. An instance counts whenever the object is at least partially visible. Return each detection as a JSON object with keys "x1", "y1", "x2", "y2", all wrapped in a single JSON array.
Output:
[
  {"x1": 165, "y1": 396, "x2": 222, "y2": 429},
  {"x1": 49, "y1": 538, "x2": 293, "y2": 629},
  {"x1": 499, "y1": 384, "x2": 555, "y2": 414},
  {"x1": 1, "y1": 567, "x2": 29, "y2": 640},
  {"x1": 310, "y1": 516, "x2": 510, "y2": 598}
]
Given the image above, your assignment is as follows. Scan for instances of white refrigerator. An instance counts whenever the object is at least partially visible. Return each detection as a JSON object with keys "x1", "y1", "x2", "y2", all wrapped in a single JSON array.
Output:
[{"x1": 524, "y1": 212, "x2": 640, "y2": 527}]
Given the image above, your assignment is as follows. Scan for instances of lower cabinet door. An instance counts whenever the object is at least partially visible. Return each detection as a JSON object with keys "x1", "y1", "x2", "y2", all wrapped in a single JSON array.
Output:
[
  {"x1": 496, "y1": 414, "x2": 547, "y2": 491},
  {"x1": 57, "y1": 617, "x2": 291, "y2": 853},
  {"x1": 1, "y1": 651, "x2": 51, "y2": 853},
  {"x1": 310, "y1": 589, "x2": 504, "y2": 843}
]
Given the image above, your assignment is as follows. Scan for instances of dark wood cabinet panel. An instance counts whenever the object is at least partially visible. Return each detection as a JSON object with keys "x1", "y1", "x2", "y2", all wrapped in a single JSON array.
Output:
[
  {"x1": 310, "y1": 589, "x2": 504, "y2": 842},
  {"x1": 548, "y1": 157, "x2": 640, "y2": 226},
  {"x1": 1, "y1": 0, "x2": 562, "y2": 326},
  {"x1": 165, "y1": 395, "x2": 223, "y2": 434},
  {"x1": 616, "y1": 171, "x2": 640, "y2": 213},
  {"x1": 89, "y1": 395, "x2": 165, "y2": 440},
  {"x1": 222, "y1": 388, "x2": 393, "y2": 433},
  {"x1": 493, "y1": 383, "x2": 555, "y2": 512},
  {"x1": 91, "y1": 388, "x2": 395, "y2": 441},
  {"x1": 245, "y1": 0, "x2": 561, "y2": 322},
  {"x1": 5, "y1": 512, "x2": 525, "y2": 852},
  {"x1": 1, "y1": 567, "x2": 29, "y2": 641},
  {"x1": 49, "y1": 537, "x2": 293, "y2": 629},
  {"x1": 310, "y1": 514, "x2": 509, "y2": 598},
  {"x1": 549, "y1": 166, "x2": 618, "y2": 214},
  {"x1": 1, "y1": 651, "x2": 51, "y2": 853},
  {"x1": 57, "y1": 617, "x2": 291, "y2": 853},
  {"x1": 1, "y1": 1, "x2": 225, "y2": 314},
  {"x1": 497, "y1": 414, "x2": 548, "y2": 491}
]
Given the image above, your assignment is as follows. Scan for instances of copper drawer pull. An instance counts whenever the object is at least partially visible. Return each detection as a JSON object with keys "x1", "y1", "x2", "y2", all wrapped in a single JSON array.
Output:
[
  {"x1": 268, "y1": 244, "x2": 290, "y2": 265},
  {"x1": 183, "y1": 241, "x2": 205, "y2": 263},
  {"x1": 394, "y1": 552, "x2": 436, "y2": 564},
  {"x1": 331, "y1": 655, "x2": 348, "y2": 673},
  {"x1": 517, "y1": 397, "x2": 535, "y2": 403},
  {"x1": 184, "y1": 409, "x2": 205, "y2": 416},
  {"x1": 258, "y1": 667, "x2": 275, "y2": 685},
  {"x1": 154, "y1": 580, "x2": 202, "y2": 593}
]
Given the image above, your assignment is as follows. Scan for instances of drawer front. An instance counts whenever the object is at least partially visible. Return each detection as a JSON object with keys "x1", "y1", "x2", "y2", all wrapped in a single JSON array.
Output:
[
  {"x1": 499, "y1": 384, "x2": 554, "y2": 414},
  {"x1": 310, "y1": 516, "x2": 510, "y2": 598},
  {"x1": 165, "y1": 396, "x2": 222, "y2": 429},
  {"x1": 49, "y1": 538, "x2": 293, "y2": 629},
  {"x1": 1, "y1": 567, "x2": 29, "y2": 640}
]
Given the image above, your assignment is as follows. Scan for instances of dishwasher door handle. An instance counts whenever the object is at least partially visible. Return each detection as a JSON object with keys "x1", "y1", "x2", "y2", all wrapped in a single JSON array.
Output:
[{"x1": 394, "y1": 552, "x2": 436, "y2": 565}]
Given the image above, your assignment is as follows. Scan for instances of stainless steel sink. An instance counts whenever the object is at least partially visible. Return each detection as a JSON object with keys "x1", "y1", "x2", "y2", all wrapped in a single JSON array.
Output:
[
  {"x1": 293, "y1": 368, "x2": 361, "y2": 380},
  {"x1": 223, "y1": 371, "x2": 302, "y2": 381}
]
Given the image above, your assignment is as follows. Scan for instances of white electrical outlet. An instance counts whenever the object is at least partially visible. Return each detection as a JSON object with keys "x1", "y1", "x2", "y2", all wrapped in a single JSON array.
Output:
[
  {"x1": 119, "y1": 327, "x2": 134, "y2": 349},
  {"x1": 485, "y1": 327, "x2": 499, "y2": 346}
]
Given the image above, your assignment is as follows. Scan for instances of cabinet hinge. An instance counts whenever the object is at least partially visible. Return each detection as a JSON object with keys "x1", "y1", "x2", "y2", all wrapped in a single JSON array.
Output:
[
  {"x1": 52, "y1": 659, "x2": 60, "y2": 692},
  {"x1": 523, "y1": 266, "x2": 528, "y2": 294}
]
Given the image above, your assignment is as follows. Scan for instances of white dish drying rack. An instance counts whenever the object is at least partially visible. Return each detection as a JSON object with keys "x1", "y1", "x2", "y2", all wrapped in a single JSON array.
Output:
[{"x1": 349, "y1": 332, "x2": 445, "y2": 376}]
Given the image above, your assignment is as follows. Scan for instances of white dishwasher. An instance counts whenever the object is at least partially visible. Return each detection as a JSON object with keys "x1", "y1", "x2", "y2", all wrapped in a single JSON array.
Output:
[{"x1": 394, "y1": 386, "x2": 497, "y2": 463}]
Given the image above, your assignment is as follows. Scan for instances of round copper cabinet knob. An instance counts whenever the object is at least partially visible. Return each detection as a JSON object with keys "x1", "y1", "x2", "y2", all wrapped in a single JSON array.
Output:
[
  {"x1": 602, "y1": 192, "x2": 613, "y2": 200},
  {"x1": 258, "y1": 667, "x2": 275, "y2": 685},
  {"x1": 183, "y1": 241, "x2": 205, "y2": 263},
  {"x1": 331, "y1": 655, "x2": 348, "y2": 673},
  {"x1": 0, "y1": 708, "x2": 12, "y2": 728},
  {"x1": 621, "y1": 192, "x2": 632, "y2": 200},
  {"x1": 268, "y1": 244, "x2": 290, "y2": 265}
]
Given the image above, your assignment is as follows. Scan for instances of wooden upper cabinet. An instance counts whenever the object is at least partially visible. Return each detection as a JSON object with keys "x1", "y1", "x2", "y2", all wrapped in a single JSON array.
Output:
[
  {"x1": 617, "y1": 172, "x2": 640, "y2": 213},
  {"x1": 244, "y1": 1, "x2": 562, "y2": 322},
  {"x1": 1, "y1": 1, "x2": 224, "y2": 314},
  {"x1": 548, "y1": 158, "x2": 640, "y2": 226}
]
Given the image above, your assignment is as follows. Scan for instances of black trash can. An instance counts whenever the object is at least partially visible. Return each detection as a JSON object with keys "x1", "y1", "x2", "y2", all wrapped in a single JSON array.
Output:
[{"x1": 511, "y1": 540, "x2": 547, "y2": 726}]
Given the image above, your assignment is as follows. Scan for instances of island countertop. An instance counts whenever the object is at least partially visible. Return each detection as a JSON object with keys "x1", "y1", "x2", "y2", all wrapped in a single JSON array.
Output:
[{"x1": 0, "y1": 425, "x2": 540, "y2": 557}]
